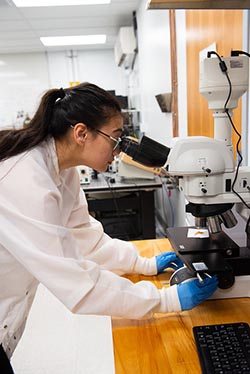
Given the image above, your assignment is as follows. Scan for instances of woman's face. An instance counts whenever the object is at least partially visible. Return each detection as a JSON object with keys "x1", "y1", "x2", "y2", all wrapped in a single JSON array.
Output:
[{"x1": 83, "y1": 114, "x2": 124, "y2": 173}]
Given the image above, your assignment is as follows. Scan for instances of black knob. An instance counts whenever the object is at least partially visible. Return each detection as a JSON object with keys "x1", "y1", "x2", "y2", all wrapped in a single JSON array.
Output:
[
  {"x1": 218, "y1": 271, "x2": 235, "y2": 289},
  {"x1": 202, "y1": 167, "x2": 211, "y2": 174}
]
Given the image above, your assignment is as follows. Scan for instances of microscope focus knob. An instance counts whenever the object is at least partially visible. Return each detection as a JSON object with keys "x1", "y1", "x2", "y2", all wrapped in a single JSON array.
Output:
[{"x1": 217, "y1": 271, "x2": 235, "y2": 289}]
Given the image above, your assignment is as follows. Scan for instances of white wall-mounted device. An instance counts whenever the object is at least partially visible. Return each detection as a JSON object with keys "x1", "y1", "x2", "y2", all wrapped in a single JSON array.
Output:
[{"x1": 114, "y1": 26, "x2": 136, "y2": 69}]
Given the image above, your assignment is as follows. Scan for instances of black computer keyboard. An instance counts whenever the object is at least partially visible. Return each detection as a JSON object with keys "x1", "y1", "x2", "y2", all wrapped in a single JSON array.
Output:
[{"x1": 193, "y1": 322, "x2": 250, "y2": 374}]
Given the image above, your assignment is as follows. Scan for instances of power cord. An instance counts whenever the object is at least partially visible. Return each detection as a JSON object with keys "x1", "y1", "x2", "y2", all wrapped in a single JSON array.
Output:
[
  {"x1": 207, "y1": 51, "x2": 232, "y2": 110},
  {"x1": 231, "y1": 50, "x2": 250, "y2": 58},
  {"x1": 207, "y1": 51, "x2": 250, "y2": 210}
]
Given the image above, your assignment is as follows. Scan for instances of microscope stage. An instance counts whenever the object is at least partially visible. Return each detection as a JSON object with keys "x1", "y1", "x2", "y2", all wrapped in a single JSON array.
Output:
[
  {"x1": 166, "y1": 226, "x2": 239, "y2": 255},
  {"x1": 166, "y1": 226, "x2": 250, "y2": 289}
]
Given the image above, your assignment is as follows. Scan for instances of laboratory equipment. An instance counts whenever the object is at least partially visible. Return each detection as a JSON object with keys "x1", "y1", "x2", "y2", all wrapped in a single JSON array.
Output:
[{"x1": 119, "y1": 53, "x2": 250, "y2": 297}]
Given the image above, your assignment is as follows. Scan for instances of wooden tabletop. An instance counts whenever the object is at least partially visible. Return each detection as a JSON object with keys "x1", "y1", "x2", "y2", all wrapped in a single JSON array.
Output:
[{"x1": 112, "y1": 238, "x2": 250, "y2": 374}]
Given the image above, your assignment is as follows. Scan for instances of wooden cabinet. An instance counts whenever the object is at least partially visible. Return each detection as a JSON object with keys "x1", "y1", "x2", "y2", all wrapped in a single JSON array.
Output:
[{"x1": 186, "y1": 9, "x2": 243, "y2": 152}]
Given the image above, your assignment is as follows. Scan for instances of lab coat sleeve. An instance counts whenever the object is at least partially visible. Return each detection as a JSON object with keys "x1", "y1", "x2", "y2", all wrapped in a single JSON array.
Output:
[
  {"x1": 68, "y1": 188, "x2": 158, "y2": 276},
  {"x1": 0, "y1": 148, "x2": 181, "y2": 320},
  {"x1": 0, "y1": 202, "x2": 181, "y2": 319}
]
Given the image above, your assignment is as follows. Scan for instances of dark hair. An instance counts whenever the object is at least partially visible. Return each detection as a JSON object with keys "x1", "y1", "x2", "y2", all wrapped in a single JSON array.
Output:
[{"x1": 0, "y1": 82, "x2": 121, "y2": 161}]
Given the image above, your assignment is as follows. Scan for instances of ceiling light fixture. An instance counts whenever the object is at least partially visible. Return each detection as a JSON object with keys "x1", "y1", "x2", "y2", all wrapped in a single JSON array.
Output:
[
  {"x1": 40, "y1": 35, "x2": 107, "y2": 46},
  {"x1": 12, "y1": 0, "x2": 110, "y2": 7}
]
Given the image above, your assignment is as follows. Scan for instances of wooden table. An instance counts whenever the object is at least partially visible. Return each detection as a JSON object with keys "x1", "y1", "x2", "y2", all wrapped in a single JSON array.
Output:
[{"x1": 112, "y1": 238, "x2": 250, "y2": 374}]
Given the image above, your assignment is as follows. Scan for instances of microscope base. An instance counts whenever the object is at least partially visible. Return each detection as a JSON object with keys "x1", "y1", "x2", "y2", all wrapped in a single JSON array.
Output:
[{"x1": 211, "y1": 275, "x2": 250, "y2": 299}]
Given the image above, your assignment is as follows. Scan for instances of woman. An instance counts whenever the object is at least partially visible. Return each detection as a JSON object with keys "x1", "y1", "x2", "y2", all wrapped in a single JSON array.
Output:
[{"x1": 0, "y1": 82, "x2": 217, "y2": 372}]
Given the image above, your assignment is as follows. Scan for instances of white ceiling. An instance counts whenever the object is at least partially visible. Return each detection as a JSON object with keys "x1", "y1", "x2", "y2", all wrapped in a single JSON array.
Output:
[{"x1": 0, "y1": 0, "x2": 141, "y2": 54}]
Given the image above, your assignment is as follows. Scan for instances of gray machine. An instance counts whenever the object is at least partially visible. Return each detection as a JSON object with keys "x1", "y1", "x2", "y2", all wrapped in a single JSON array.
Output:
[{"x1": 120, "y1": 52, "x2": 250, "y2": 298}]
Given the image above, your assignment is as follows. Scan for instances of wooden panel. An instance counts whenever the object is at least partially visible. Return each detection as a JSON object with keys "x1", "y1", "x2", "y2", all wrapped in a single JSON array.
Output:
[
  {"x1": 169, "y1": 9, "x2": 179, "y2": 136},
  {"x1": 148, "y1": 0, "x2": 250, "y2": 9},
  {"x1": 186, "y1": 10, "x2": 243, "y2": 151}
]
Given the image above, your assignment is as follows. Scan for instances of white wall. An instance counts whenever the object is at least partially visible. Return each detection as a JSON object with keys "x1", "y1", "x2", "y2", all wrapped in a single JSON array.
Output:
[
  {"x1": 127, "y1": 2, "x2": 187, "y2": 232},
  {"x1": 134, "y1": 2, "x2": 173, "y2": 144},
  {"x1": 0, "y1": 53, "x2": 49, "y2": 128},
  {"x1": 0, "y1": 3, "x2": 187, "y2": 140},
  {"x1": 0, "y1": 6, "x2": 247, "y2": 150},
  {"x1": 0, "y1": 49, "x2": 126, "y2": 129},
  {"x1": 47, "y1": 49, "x2": 127, "y2": 94},
  {"x1": 126, "y1": 1, "x2": 187, "y2": 146}
]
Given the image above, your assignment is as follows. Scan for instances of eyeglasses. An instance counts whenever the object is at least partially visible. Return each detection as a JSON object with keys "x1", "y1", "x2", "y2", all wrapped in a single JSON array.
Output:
[{"x1": 95, "y1": 129, "x2": 123, "y2": 151}]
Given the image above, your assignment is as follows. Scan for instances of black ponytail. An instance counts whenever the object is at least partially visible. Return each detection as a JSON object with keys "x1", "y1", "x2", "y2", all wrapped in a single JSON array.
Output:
[{"x1": 0, "y1": 82, "x2": 121, "y2": 162}]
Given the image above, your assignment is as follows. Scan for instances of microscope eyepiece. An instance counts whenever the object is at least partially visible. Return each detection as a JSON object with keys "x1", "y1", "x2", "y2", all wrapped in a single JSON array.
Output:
[{"x1": 119, "y1": 135, "x2": 170, "y2": 168}]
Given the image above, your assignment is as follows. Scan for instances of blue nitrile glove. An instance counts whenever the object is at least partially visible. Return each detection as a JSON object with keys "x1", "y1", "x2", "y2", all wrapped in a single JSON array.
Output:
[
  {"x1": 177, "y1": 276, "x2": 218, "y2": 311},
  {"x1": 156, "y1": 252, "x2": 183, "y2": 274}
]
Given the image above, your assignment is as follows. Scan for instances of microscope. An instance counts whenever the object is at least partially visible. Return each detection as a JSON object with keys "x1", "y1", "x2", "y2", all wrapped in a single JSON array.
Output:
[{"x1": 120, "y1": 53, "x2": 250, "y2": 298}]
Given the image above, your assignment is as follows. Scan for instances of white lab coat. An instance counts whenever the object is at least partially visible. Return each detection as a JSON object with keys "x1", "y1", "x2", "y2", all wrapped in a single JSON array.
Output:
[{"x1": 0, "y1": 137, "x2": 180, "y2": 358}]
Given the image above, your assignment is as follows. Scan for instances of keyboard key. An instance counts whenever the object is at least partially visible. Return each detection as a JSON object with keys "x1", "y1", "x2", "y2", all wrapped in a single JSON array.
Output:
[{"x1": 193, "y1": 322, "x2": 250, "y2": 374}]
